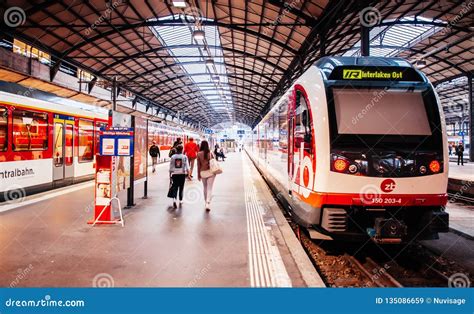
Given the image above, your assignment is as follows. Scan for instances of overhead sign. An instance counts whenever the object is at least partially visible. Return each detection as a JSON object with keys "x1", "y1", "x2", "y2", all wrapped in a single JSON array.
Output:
[
  {"x1": 100, "y1": 127, "x2": 134, "y2": 156},
  {"x1": 330, "y1": 66, "x2": 424, "y2": 82}
]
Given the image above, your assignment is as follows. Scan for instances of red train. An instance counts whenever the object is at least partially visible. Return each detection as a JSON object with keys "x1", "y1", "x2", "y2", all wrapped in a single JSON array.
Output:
[{"x1": 0, "y1": 88, "x2": 204, "y2": 202}]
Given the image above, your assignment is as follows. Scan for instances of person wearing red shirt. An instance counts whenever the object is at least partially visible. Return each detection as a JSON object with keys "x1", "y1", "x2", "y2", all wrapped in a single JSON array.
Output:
[{"x1": 184, "y1": 137, "x2": 199, "y2": 179}]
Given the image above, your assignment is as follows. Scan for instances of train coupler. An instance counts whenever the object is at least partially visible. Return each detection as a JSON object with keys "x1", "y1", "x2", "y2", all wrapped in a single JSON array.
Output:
[{"x1": 367, "y1": 218, "x2": 407, "y2": 244}]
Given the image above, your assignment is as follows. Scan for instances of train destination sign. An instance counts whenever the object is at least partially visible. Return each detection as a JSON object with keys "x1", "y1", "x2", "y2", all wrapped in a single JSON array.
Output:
[
  {"x1": 342, "y1": 69, "x2": 404, "y2": 80},
  {"x1": 329, "y1": 66, "x2": 424, "y2": 82}
]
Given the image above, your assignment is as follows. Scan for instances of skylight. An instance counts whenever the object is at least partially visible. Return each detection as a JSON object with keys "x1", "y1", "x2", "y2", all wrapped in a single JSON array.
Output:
[
  {"x1": 343, "y1": 17, "x2": 442, "y2": 59},
  {"x1": 150, "y1": 16, "x2": 234, "y2": 121}
]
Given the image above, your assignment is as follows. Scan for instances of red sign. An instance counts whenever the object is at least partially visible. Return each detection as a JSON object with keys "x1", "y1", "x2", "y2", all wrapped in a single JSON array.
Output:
[{"x1": 381, "y1": 179, "x2": 396, "y2": 193}]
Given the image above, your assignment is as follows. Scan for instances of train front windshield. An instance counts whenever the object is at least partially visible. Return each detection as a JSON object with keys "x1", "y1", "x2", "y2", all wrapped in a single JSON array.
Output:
[
  {"x1": 333, "y1": 88, "x2": 432, "y2": 136},
  {"x1": 328, "y1": 85, "x2": 443, "y2": 152}
]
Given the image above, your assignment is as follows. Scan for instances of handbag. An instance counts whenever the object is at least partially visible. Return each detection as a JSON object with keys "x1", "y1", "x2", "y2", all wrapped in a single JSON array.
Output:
[
  {"x1": 200, "y1": 169, "x2": 214, "y2": 179},
  {"x1": 209, "y1": 158, "x2": 223, "y2": 175},
  {"x1": 167, "y1": 177, "x2": 176, "y2": 198}
]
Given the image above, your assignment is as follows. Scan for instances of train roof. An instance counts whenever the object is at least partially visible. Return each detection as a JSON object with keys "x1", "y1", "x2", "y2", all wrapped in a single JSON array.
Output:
[{"x1": 315, "y1": 56, "x2": 413, "y2": 68}]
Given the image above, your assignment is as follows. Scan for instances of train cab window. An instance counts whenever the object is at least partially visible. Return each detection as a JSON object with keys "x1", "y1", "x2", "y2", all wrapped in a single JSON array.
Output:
[
  {"x1": 0, "y1": 107, "x2": 7, "y2": 151},
  {"x1": 53, "y1": 123, "x2": 64, "y2": 166},
  {"x1": 78, "y1": 119, "x2": 94, "y2": 162},
  {"x1": 12, "y1": 109, "x2": 48, "y2": 151},
  {"x1": 295, "y1": 90, "x2": 313, "y2": 155}
]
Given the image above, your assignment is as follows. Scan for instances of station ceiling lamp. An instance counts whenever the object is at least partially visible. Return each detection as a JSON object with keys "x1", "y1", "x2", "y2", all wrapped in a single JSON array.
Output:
[
  {"x1": 205, "y1": 58, "x2": 214, "y2": 66},
  {"x1": 172, "y1": 1, "x2": 187, "y2": 8},
  {"x1": 192, "y1": 30, "x2": 205, "y2": 41},
  {"x1": 416, "y1": 58, "x2": 427, "y2": 68}
]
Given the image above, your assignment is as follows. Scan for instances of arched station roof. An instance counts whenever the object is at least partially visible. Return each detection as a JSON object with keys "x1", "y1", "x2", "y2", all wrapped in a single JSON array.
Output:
[{"x1": 0, "y1": 0, "x2": 472, "y2": 127}]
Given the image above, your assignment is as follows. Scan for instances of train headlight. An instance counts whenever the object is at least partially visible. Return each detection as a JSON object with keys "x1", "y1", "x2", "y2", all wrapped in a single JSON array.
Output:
[
  {"x1": 334, "y1": 159, "x2": 349, "y2": 172},
  {"x1": 419, "y1": 165, "x2": 427, "y2": 174},
  {"x1": 348, "y1": 164, "x2": 358, "y2": 174},
  {"x1": 429, "y1": 160, "x2": 441, "y2": 173}
]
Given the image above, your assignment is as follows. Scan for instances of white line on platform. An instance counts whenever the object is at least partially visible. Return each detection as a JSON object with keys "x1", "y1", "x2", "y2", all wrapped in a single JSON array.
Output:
[
  {"x1": 0, "y1": 181, "x2": 95, "y2": 213},
  {"x1": 243, "y1": 156, "x2": 292, "y2": 287}
]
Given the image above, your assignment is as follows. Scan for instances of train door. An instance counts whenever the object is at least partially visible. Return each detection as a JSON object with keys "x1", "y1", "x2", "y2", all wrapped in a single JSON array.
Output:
[
  {"x1": 288, "y1": 90, "x2": 296, "y2": 185},
  {"x1": 289, "y1": 87, "x2": 314, "y2": 190},
  {"x1": 53, "y1": 115, "x2": 74, "y2": 185}
]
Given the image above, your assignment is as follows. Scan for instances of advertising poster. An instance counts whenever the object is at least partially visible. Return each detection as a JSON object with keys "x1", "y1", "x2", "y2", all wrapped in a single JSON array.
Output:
[
  {"x1": 134, "y1": 117, "x2": 147, "y2": 181},
  {"x1": 112, "y1": 111, "x2": 131, "y2": 192},
  {"x1": 101, "y1": 138, "x2": 115, "y2": 155},
  {"x1": 95, "y1": 168, "x2": 111, "y2": 206}
]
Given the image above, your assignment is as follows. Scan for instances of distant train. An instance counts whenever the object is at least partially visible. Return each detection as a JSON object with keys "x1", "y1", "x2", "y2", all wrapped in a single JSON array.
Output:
[
  {"x1": 0, "y1": 87, "x2": 202, "y2": 202},
  {"x1": 247, "y1": 56, "x2": 449, "y2": 243}
]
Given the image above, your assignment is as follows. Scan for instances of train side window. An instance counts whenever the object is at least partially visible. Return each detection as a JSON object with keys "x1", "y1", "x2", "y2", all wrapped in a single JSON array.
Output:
[
  {"x1": 12, "y1": 109, "x2": 48, "y2": 151},
  {"x1": 78, "y1": 119, "x2": 94, "y2": 162},
  {"x1": 295, "y1": 90, "x2": 312, "y2": 155},
  {"x1": 0, "y1": 107, "x2": 7, "y2": 151}
]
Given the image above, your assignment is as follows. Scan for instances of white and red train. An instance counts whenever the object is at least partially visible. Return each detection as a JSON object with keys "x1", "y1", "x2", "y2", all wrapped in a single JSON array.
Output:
[
  {"x1": 0, "y1": 84, "x2": 201, "y2": 202},
  {"x1": 248, "y1": 56, "x2": 449, "y2": 242}
]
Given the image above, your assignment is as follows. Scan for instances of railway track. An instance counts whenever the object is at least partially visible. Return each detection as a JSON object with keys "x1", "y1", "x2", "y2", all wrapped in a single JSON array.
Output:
[{"x1": 291, "y1": 223, "x2": 471, "y2": 287}]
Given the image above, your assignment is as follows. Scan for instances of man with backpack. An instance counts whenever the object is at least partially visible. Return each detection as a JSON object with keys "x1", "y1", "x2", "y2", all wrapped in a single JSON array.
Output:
[
  {"x1": 169, "y1": 137, "x2": 183, "y2": 158},
  {"x1": 149, "y1": 141, "x2": 161, "y2": 173},
  {"x1": 184, "y1": 137, "x2": 199, "y2": 179}
]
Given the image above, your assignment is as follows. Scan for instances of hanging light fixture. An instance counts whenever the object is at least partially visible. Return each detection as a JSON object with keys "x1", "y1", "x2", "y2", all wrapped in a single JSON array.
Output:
[
  {"x1": 416, "y1": 58, "x2": 426, "y2": 68},
  {"x1": 172, "y1": 1, "x2": 187, "y2": 8},
  {"x1": 205, "y1": 58, "x2": 214, "y2": 66},
  {"x1": 192, "y1": 30, "x2": 205, "y2": 40}
]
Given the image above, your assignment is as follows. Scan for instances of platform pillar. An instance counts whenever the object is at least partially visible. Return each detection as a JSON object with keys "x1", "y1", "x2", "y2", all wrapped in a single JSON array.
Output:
[
  {"x1": 360, "y1": 25, "x2": 370, "y2": 56},
  {"x1": 469, "y1": 73, "x2": 473, "y2": 162}
]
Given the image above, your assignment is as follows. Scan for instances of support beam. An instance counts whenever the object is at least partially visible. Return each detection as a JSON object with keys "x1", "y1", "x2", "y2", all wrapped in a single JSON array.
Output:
[
  {"x1": 112, "y1": 77, "x2": 117, "y2": 112},
  {"x1": 87, "y1": 76, "x2": 97, "y2": 94},
  {"x1": 50, "y1": 60, "x2": 62, "y2": 82},
  {"x1": 469, "y1": 74, "x2": 473, "y2": 162},
  {"x1": 360, "y1": 25, "x2": 370, "y2": 57}
]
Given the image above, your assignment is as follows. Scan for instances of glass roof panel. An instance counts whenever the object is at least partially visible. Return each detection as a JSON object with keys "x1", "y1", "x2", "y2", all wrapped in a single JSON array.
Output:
[
  {"x1": 343, "y1": 16, "x2": 443, "y2": 58},
  {"x1": 150, "y1": 15, "x2": 234, "y2": 120}
]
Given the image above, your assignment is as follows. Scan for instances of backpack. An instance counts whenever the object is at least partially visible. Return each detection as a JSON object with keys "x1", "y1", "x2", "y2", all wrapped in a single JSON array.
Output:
[{"x1": 169, "y1": 147, "x2": 177, "y2": 158}]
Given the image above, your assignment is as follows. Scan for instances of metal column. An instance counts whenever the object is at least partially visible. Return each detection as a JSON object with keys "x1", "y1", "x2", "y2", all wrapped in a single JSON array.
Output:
[
  {"x1": 360, "y1": 25, "x2": 370, "y2": 56},
  {"x1": 469, "y1": 74, "x2": 473, "y2": 162}
]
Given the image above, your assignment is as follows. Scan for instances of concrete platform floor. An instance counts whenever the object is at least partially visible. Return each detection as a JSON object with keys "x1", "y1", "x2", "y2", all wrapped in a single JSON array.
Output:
[
  {"x1": 449, "y1": 162, "x2": 474, "y2": 182},
  {"x1": 0, "y1": 153, "x2": 321, "y2": 288}
]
